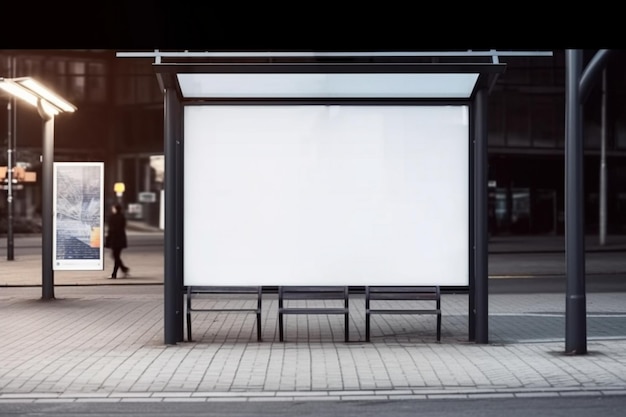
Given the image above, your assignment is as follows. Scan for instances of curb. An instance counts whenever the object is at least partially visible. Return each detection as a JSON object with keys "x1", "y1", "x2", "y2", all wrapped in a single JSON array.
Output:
[{"x1": 1, "y1": 387, "x2": 625, "y2": 403}]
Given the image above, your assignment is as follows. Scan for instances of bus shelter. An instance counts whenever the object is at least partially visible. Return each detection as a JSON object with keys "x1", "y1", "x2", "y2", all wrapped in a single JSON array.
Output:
[{"x1": 152, "y1": 52, "x2": 507, "y2": 345}]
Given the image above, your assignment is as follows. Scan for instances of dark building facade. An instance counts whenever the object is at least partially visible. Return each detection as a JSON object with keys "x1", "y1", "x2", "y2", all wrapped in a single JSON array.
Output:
[{"x1": 1, "y1": 49, "x2": 625, "y2": 236}]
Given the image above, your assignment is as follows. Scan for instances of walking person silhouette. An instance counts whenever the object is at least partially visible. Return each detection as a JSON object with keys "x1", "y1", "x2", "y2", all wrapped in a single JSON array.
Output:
[{"x1": 106, "y1": 203, "x2": 130, "y2": 279}]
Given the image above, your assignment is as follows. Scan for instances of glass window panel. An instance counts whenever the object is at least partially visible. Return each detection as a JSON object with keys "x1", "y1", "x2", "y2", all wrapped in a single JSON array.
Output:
[
  {"x1": 511, "y1": 187, "x2": 530, "y2": 234},
  {"x1": 69, "y1": 61, "x2": 86, "y2": 75},
  {"x1": 85, "y1": 62, "x2": 107, "y2": 102},
  {"x1": 115, "y1": 75, "x2": 134, "y2": 105},
  {"x1": 488, "y1": 95, "x2": 505, "y2": 146},
  {"x1": 71, "y1": 75, "x2": 85, "y2": 101},
  {"x1": 57, "y1": 60, "x2": 66, "y2": 74},
  {"x1": 615, "y1": 120, "x2": 626, "y2": 149},
  {"x1": 87, "y1": 75, "x2": 106, "y2": 102},
  {"x1": 494, "y1": 188, "x2": 508, "y2": 231},
  {"x1": 498, "y1": 57, "x2": 531, "y2": 86},
  {"x1": 528, "y1": 53, "x2": 563, "y2": 86},
  {"x1": 87, "y1": 62, "x2": 105, "y2": 75},
  {"x1": 613, "y1": 100, "x2": 626, "y2": 150},
  {"x1": 43, "y1": 59, "x2": 56, "y2": 74},
  {"x1": 584, "y1": 122, "x2": 601, "y2": 149},
  {"x1": 137, "y1": 75, "x2": 157, "y2": 103},
  {"x1": 21, "y1": 58, "x2": 42, "y2": 77},
  {"x1": 531, "y1": 95, "x2": 562, "y2": 148},
  {"x1": 505, "y1": 94, "x2": 531, "y2": 147}
]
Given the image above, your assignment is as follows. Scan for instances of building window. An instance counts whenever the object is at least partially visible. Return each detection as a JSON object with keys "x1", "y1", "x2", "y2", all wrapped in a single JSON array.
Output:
[
  {"x1": 614, "y1": 115, "x2": 626, "y2": 150},
  {"x1": 488, "y1": 95, "x2": 505, "y2": 146},
  {"x1": 531, "y1": 94, "x2": 562, "y2": 148},
  {"x1": 69, "y1": 61, "x2": 86, "y2": 101},
  {"x1": 115, "y1": 75, "x2": 135, "y2": 105},
  {"x1": 20, "y1": 58, "x2": 42, "y2": 77},
  {"x1": 136, "y1": 75, "x2": 159, "y2": 104},
  {"x1": 87, "y1": 62, "x2": 107, "y2": 103},
  {"x1": 505, "y1": 94, "x2": 531, "y2": 147}
]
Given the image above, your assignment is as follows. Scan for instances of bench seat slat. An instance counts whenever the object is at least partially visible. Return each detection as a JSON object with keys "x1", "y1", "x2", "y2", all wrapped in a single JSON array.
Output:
[
  {"x1": 278, "y1": 286, "x2": 350, "y2": 342},
  {"x1": 367, "y1": 309, "x2": 441, "y2": 315},
  {"x1": 278, "y1": 308, "x2": 348, "y2": 315},
  {"x1": 186, "y1": 286, "x2": 263, "y2": 342},
  {"x1": 281, "y1": 293, "x2": 347, "y2": 300},
  {"x1": 368, "y1": 294, "x2": 439, "y2": 301},
  {"x1": 365, "y1": 286, "x2": 441, "y2": 342}
]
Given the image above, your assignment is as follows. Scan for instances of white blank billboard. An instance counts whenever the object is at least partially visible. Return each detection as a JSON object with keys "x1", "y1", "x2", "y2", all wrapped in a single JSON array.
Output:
[{"x1": 184, "y1": 105, "x2": 469, "y2": 286}]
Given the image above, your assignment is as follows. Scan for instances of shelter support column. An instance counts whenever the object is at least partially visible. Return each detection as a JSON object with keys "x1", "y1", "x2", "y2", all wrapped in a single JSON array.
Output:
[
  {"x1": 473, "y1": 87, "x2": 489, "y2": 344},
  {"x1": 164, "y1": 87, "x2": 184, "y2": 345}
]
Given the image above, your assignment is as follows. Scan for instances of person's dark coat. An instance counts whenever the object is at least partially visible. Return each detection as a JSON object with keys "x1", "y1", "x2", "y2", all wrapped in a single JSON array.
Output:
[{"x1": 107, "y1": 211, "x2": 128, "y2": 249}]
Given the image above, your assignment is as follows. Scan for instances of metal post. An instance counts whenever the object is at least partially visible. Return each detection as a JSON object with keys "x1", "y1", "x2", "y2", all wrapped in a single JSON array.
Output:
[
  {"x1": 174, "y1": 100, "x2": 184, "y2": 343},
  {"x1": 565, "y1": 49, "x2": 586, "y2": 354},
  {"x1": 41, "y1": 108, "x2": 55, "y2": 300},
  {"x1": 6, "y1": 56, "x2": 16, "y2": 261},
  {"x1": 164, "y1": 87, "x2": 182, "y2": 344},
  {"x1": 6, "y1": 99, "x2": 14, "y2": 260},
  {"x1": 599, "y1": 69, "x2": 607, "y2": 246},
  {"x1": 468, "y1": 109, "x2": 476, "y2": 342},
  {"x1": 474, "y1": 87, "x2": 489, "y2": 344}
]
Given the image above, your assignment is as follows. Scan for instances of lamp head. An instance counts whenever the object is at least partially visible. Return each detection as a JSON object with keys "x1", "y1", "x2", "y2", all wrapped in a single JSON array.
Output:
[{"x1": 0, "y1": 77, "x2": 76, "y2": 119}]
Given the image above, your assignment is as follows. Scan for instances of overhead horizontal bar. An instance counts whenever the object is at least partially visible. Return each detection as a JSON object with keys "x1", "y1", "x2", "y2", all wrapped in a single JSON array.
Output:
[{"x1": 117, "y1": 50, "x2": 554, "y2": 60}]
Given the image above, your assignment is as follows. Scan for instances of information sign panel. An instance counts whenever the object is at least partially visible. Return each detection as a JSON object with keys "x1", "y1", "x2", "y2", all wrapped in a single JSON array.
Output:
[{"x1": 52, "y1": 162, "x2": 105, "y2": 271}]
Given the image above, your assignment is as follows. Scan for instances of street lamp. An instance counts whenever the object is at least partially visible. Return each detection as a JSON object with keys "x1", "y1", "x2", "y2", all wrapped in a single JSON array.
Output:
[{"x1": 0, "y1": 77, "x2": 76, "y2": 300}]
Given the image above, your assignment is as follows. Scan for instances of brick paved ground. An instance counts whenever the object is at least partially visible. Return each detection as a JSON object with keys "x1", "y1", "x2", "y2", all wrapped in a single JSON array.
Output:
[{"x1": 0, "y1": 285, "x2": 625, "y2": 403}]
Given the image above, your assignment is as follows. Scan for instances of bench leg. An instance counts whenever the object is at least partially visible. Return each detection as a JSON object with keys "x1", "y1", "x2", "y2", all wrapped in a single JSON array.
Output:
[
  {"x1": 344, "y1": 292, "x2": 349, "y2": 342},
  {"x1": 256, "y1": 312, "x2": 262, "y2": 342},
  {"x1": 278, "y1": 312, "x2": 284, "y2": 342},
  {"x1": 437, "y1": 313, "x2": 441, "y2": 342},
  {"x1": 365, "y1": 287, "x2": 370, "y2": 342},
  {"x1": 186, "y1": 310, "x2": 192, "y2": 342}
]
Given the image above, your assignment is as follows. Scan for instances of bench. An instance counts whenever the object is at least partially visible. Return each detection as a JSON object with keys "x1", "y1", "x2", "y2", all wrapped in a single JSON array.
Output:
[
  {"x1": 278, "y1": 286, "x2": 350, "y2": 342},
  {"x1": 365, "y1": 286, "x2": 441, "y2": 342},
  {"x1": 185, "y1": 286, "x2": 263, "y2": 342}
]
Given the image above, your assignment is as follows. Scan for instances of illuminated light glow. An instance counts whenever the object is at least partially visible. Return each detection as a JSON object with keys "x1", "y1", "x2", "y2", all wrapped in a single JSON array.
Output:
[
  {"x1": 0, "y1": 77, "x2": 76, "y2": 117},
  {"x1": 113, "y1": 182, "x2": 125, "y2": 193},
  {"x1": 177, "y1": 73, "x2": 480, "y2": 99},
  {"x1": 0, "y1": 81, "x2": 39, "y2": 107},
  {"x1": 19, "y1": 78, "x2": 77, "y2": 113},
  {"x1": 38, "y1": 99, "x2": 60, "y2": 117}
]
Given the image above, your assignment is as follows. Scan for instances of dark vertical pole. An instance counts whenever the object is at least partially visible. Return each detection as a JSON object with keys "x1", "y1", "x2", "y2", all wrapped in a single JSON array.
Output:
[
  {"x1": 599, "y1": 69, "x2": 607, "y2": 246},
  {"x1": 474, "y1": 88, "x2": 489, "y2": 344},
  {"x1": 41, "y1": 113, "x2": 55, "y2": 300},
  {"x1": 6, "y1": 98, "x2": 15, "y2": 260},
  {"x1": 565, "y1": 50, "x2": 587, "y2": 354},
  {"x1": 468, "y1": 102, "x2": 476, "y2": 342},
  {"x1": 174, "y1": 97, "x2": 184, "y2": 343},
  {"x1": 164, "y1": 87, "x2": 182, "y2": 344},
  {"x1": 6, "y1": 57, "x2": 16, "y2": 261}
]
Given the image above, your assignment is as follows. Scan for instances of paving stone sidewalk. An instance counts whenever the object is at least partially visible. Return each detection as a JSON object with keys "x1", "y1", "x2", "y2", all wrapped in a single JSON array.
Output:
[
  {"x1": 0, "y1": 285, "x2": 625, "y2": 403},
  {"x1": 1, "y1": 231, "x2": 625, "y2": 403}
]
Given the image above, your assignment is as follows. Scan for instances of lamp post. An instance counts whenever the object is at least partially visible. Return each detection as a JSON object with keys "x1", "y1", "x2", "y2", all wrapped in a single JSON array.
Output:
[
  {"x1": 6, "y1": 96, "x2": 15, "y2": 260},
  {"x1": 0, "y1": 77, "x2": 76, "y2": 300}
]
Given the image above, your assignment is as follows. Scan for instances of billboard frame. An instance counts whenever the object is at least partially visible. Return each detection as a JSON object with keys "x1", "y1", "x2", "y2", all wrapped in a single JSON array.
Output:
[{"x1": 52, "y1": 161, "x2": 105, "y2": 271}]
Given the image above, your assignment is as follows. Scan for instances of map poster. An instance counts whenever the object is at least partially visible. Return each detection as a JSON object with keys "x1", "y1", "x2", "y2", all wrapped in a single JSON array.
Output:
[{"x1": 52, "y1": 162, "x2": 105, "y2": 271}]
